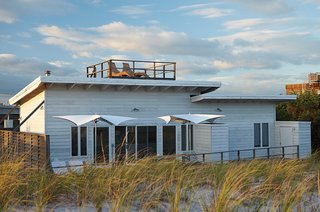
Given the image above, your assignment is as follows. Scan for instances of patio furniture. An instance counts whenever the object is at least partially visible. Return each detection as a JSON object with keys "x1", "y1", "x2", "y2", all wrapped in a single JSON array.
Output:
[
  {"x1": 110, "y1": 62, "x2": 132, "y2": 77},
  {"x1": 123, "y1": 63, "x2": 149, "y2": 78}
]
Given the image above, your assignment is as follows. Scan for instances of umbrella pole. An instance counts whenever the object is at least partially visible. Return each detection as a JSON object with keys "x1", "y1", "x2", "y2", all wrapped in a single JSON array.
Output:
[
  {"x1": 186, "y1": 123, "x2": 189, "y2": 152},
  {"x1": 94, "y1": 120, "x2": 97, "y2": 165}
]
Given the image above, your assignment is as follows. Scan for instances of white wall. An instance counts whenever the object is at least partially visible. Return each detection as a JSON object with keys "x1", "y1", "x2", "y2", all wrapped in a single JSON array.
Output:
[
  {"x1": 20, "y1": 91, "x2": 45, "y2": 133},
  {"x1": 275, "y1": 121, "x2": 311, "y2": 158},
  {"x1": 40, "y1": 85, "x2": 278, "y2": 162}
]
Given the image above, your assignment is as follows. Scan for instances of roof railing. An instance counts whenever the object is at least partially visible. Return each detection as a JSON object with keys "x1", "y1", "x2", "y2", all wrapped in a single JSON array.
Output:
[{"x1": 86, "y1": 59, "x2": 176, "y2": 80}]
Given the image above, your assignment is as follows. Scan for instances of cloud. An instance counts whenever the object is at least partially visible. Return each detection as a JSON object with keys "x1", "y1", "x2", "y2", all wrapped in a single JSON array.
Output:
[
  {"x1": 0, "y1": 54, "x2": 80, "y2": 94},
  {"x1": 223, "y1": 18, "x2": 295, "y2": 30},
  {"x1": 112, "y1": 5, "x2": 151, "y2": 17},
  {"x1": 208, "y1": 29, "x2": 320, "y2": 70},
  {"x1": 227, "y1": 0, "x2": 292, "y2": 15},
  {"x1": 36, "y1": 22, "x2": 230, "y2": 58},
  {"x1": 176, "y1": 4, "x2": 232, "y2": 18},
  {"x1": 211, "y1": 71, "x2": 301, "y2": 95},
  {"x1": 0, "y1": 0, "x2": 74, "y2": 24},
  {"x1": 0, "y1": 8, "x2": 16, "y2": 23}
]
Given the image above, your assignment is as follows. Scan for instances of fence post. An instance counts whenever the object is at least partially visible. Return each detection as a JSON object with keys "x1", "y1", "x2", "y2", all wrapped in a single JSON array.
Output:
[
  {"x1": 297, "y1": 145, "x2": 300, "y2": 159},
  {"x1": 220, "y1": 152, "x2": 223, "y2": 163},
  {"x1": 202, "y1": 154, "x2": 205, "y2": 163},
  {"x1": 267, "y1": 148, "x2": 270, "y2": 159},
  {"x1": 282, "y1": 146, "x2": 285, "y2": 158},
  {"x1": 237, "y1": 150, "x2": 240, "y2": 161},
  {"x1": 253, "y1": 149, "x2": 256, "y2": 159}
]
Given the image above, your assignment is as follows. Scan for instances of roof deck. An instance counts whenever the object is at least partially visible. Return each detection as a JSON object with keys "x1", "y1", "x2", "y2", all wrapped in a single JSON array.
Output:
[{"x1": 86, "y1": 59, "x2": 176, "y2": 80}]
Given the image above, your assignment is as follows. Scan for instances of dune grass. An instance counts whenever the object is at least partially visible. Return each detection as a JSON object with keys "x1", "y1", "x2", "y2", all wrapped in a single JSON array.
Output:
[{"x1": 0, "y1": 153, "x2": 319, "y2": 211}]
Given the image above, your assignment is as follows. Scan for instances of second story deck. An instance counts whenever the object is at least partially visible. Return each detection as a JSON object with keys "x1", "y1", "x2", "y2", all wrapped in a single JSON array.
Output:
[{"x1": 86, "y1": 59, "x2": 176, "y2": 80}]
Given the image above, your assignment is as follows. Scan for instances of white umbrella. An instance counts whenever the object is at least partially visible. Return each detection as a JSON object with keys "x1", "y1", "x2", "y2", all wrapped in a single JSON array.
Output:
[
  {"x1": 158, "y1": 113, "x2": 224, "y2": 124},
  {"x1": 158, "y1": 113, "x2": 225, "y2": 151},
  {"x1": 54, "y1": 114, "x2": 135, "y2": 164}
]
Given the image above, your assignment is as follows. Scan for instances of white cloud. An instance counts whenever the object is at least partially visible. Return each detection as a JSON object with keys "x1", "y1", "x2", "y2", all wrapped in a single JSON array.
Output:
[
  {"x1": 0, "y1": 54, "x2": 16, "y2": 59},
  {"x1": 211, "y1": 72, "x2": 295, "y2": 95},
  {"x1": 223, "y1": 18, "x2": 294, "y2": 30},
  {"x1": 0, "y1": 8, "x2": 16, "y2": 24},
  {"x1": 0, "y1": 55, "x2": 75, "y2": 94},
  {"x1": 176, "y1": 4, "x2": 232, "y2": 18},
  {"x1": 227, "y1": 0, "x2": 292, "y2": 15},
  {"x1": 48, "y1": 60, "x2": 72, "y2": 68},
  {"x1": 112, "y1": 5, "x2": 150, "y2": 17},
  {"x1": 36, "y1": 22, "x2": 229, "y2": 58},
  {"x1": 0, "y1": 0, "x2": 74, "y2": 24}
]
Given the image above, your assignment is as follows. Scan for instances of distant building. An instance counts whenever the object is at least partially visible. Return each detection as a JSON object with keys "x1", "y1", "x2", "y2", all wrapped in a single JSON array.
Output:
[
  {"x1": 286, "y1": 72, "x2": 320, "y2": 95},
  {"x1": 0, "y1": 104, "x2": 19, "y2": 130}
]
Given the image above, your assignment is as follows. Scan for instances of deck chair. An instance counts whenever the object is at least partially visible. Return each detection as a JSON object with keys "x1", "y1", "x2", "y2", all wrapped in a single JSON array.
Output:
[
  {"x1": 51, "y1": 161, "x2": 68, "y2": 174},
  {"x1": 109, "y1": 62, "x2": 132, "y2": 77},
  {"x1": 123, "y1": 63, "x2": 149, "y2": 78},
  {"x1": 68, "y1": 160, "x2": 84, "y2": 173}
]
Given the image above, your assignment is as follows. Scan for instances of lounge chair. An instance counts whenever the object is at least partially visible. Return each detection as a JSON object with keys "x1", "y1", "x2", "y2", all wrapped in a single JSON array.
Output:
[
  {"x1": 123, "y1": 63, "x2": 149, "y2": 78},
  {"x1": 109, "y1": 62, "x2": 132, "y2": 77}
]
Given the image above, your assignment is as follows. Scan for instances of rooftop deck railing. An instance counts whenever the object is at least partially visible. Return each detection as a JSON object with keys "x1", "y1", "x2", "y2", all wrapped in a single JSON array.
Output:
[{"x1": 86, "y1": 59, "x2": 176, "y2": 80}]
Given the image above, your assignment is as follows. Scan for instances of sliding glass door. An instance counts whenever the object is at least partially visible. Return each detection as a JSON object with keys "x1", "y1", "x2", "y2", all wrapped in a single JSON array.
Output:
[
  {"x1": 137, "y1": 126, "x2": 157, "y2": 158},
  {"x1": 163, "y1": 126, "x2": 176, "y2": 155},
  {"x1": 94, "y1": 127, "x2": 109, "y2": 163}
]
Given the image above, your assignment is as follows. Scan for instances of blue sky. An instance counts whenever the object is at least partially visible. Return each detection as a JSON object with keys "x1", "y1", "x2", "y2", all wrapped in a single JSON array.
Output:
[{"x1": 1, "y1": 0, "x2": 320, "y2": 103}]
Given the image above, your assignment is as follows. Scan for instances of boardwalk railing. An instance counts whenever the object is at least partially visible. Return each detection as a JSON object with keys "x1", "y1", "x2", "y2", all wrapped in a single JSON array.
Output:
[
  {"x1": 0, "y1": 130, "x2": 50, "y2": 169},
  {"x1": 179, "y1": 145, "x2": 300, "y2": 163}
]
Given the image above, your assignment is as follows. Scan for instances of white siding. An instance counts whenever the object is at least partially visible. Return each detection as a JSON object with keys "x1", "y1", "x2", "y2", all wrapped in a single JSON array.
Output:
[
  {"x1": 275, "y1": 121, "x2": 311, "y2": 158},
  {"x1": 20, "y1": 91, "x2": 45, "y2": 133},
  {"x1": 41, "y1": 85, "x2": 278, "y2": 162},
  {"x1": 211, "y1": 124, "x2": 229, "y2": 161},
  {"x1": 193, "y1": 124, "x2": 229, "y2": 162}
]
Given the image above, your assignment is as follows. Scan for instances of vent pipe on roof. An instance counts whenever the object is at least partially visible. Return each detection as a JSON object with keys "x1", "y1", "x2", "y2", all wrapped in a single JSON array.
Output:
[{"x1": 44, "y1": 70, "x2": 51, "y2": 76}]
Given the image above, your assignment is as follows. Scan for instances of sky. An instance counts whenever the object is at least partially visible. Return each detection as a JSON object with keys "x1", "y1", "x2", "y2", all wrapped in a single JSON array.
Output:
[{"x1": 1, "y1": 0, "x2": 320, "y2": 104}]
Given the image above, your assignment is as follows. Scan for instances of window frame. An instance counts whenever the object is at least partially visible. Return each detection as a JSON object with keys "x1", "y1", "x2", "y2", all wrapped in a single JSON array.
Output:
[
  {"x1": 253, "y1": 123, "x2": 269, "y2": 148},
  {"x1": 71, "y1": 126, "x2": 88, "y2": 157}
]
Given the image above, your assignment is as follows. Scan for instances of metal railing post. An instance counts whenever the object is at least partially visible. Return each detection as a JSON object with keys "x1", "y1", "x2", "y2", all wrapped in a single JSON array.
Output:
[
  {"x1": 220, "y1": 152, "x2": 223, "y2": 163},
  {"x1": 297, "y1": 145, "x2": 300, "y2": 159},
  {"x1": 267, "y1": 148, "x2": 270, "y2": 159},
  {"x1": 202, "y1": 154, "x2": 205, "y2": 163},
  {"x1": 282, "y1": 146, "x2": 285, "y2": 158},
  {"x1": 237, "y1": 150, "x2": 240, "y2": 161},
  {"x1": 253, "y1": 149, "x2": 256, "y2": 159}
]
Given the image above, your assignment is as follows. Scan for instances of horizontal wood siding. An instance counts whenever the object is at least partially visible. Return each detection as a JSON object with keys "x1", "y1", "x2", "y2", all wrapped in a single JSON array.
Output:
[
  {"x1": 20, "y1": 91, "x2": 45, "y2": 133},
  {"x1": 211, "y1": 124, "x2": 229, "y2": 161},
  {"x1": 40, "y1": 85, "x2": 277, "y2": 162},
  {"x1": 298, "y1": 122, "x2": 311, "y2": 158},
  {"x1": 193, "y1": 125, "x2": 211, "y2": 162},
  {"x1": 275, "y1": 121, "x2": 311, "y2": 158}
]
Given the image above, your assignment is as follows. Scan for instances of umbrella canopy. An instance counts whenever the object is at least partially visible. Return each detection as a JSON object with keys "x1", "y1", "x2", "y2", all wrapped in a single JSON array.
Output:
[
  {"x1": 54, "y1": 114, "x2": 135, "y2": 126},
  {"x1": 158, "y1": 113, "x2": 224, "y2": 124}
]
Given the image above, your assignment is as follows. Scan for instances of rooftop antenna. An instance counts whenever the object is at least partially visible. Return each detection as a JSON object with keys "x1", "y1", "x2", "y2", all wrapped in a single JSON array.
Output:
[{"x1": 44, "y1": 70, "x2": 51, "y2": 76}]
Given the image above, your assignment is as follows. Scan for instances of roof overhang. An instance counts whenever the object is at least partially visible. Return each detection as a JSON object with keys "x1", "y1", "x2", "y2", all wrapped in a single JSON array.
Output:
[
  {"x1": 9, "y1": 76, "x2": 221, "y2": 105},
  {"x1": 191, "y1": 94, "x2": 297, "y2": 103}
]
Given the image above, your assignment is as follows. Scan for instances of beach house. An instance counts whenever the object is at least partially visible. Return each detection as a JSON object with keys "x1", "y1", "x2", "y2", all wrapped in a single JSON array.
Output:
[{"x1": 9, "y1": 59, "x2": 311, "y2": 163}]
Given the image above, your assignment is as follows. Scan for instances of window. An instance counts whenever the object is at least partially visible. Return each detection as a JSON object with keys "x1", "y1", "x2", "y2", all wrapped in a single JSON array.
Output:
[
  {"x1": 71, "y1": 127, "x2": 87, "y2": 156},
  {"x1": 181, "y1": 125, "x2": 193, "y2": 151},
  {"x1": 254, "y1": 123, "x2": 269, "y2": 147},
  {"x1": 137, "y1": 126, "x2": 157, "y2": 158},
  {"x1": 163, "y1": 126, "x2": 176, "y2": 155}
]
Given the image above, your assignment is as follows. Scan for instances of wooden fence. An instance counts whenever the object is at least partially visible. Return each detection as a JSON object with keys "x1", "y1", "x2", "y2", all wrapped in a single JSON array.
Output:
[{"x1": 0, "y1": 130, "x2": 49, "y2": 169}]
